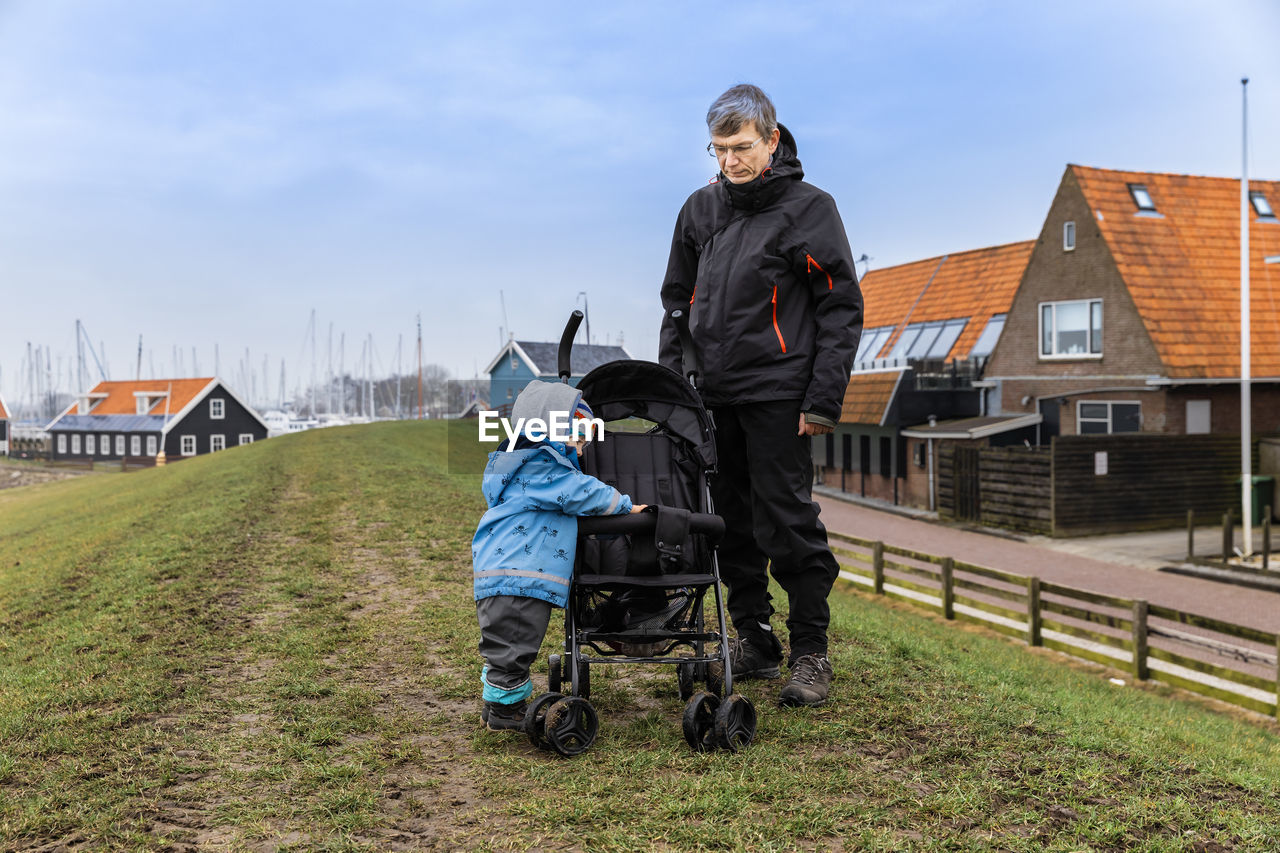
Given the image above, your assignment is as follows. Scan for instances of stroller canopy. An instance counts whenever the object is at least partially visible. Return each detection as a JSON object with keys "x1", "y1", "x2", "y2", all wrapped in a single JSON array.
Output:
[{"x1": 577, "y1": 360, "x2": 717, "y2": 469}]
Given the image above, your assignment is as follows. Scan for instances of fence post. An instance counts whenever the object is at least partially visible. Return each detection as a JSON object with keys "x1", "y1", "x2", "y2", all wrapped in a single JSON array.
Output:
[
  {"x1": 1223, "y1": 512, "x2": 1233, "y2": 560},
  {"x1": 1131, "y1": 600, "x2": 1149, "y2": 681},
  {"x1": 1264, "y1": 510, "x2": 1272, "y2": 571},
  {"x1": 1027, "y1": 576, "x2": 1042, "y2": 647},
  {"x1": 940, "y1": 557, "x2": 954, "y2": 619},
  {"x1": 872, "y1": 541, "x2": 884, "y2": 595},
  {"x1": 1186, "y1": 509, "x2": 1194, "y2": 561}
]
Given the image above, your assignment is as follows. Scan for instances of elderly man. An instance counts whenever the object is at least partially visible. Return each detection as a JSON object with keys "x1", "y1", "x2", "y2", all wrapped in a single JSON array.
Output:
[{"x1": 659, "y1": 84, "x2": 862, "y2": 706}]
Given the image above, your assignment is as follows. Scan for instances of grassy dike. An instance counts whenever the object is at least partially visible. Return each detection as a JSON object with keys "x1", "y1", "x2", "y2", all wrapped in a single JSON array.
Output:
[{"x1": 1, "y1": 420, "x2": 1278, "y2": 851}]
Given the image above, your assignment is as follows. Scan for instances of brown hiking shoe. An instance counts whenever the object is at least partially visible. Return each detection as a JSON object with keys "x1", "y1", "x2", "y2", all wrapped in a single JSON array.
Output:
[
  {"x1": 728, "y1": 631, "x2": 783, "y2": 681},
  {"x1": 779, "y1": 654, "x2": 832, "y2": 707}
]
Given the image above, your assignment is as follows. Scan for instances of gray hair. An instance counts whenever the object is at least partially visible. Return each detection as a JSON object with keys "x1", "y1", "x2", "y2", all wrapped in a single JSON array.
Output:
[{"x1": 706, "y1": 84, "x2": 778, "y2": 140}]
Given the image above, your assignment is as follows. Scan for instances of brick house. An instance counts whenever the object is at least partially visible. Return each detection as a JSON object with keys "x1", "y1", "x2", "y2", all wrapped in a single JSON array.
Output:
[
  {"x1": 983, "y1": 165, "x2": 1280, "y2": 440},
  {"x1": 47, "y1": 377, "x2": 268, "y2": 462},
  {"x1": 820, "y1": 240, "x2": 1038, "y2": 506}
]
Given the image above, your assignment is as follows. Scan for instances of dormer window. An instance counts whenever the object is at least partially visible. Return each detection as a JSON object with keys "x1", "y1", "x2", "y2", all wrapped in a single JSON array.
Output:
[
  {"x1": 135, "y1": 390, "x2": 168, "y2": 415},
  {"x1": 1128, "y1": 184, "x2": 1156, "y2": 211},
  {"x1": 1251, "y1": 191, "x2": 1275, "y2": 219}
]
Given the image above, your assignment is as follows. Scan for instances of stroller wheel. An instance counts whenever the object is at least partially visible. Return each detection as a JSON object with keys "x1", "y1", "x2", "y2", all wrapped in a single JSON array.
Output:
[
  {"x1": 681, "y1": 691, "x2": 721, "y2": 753},
  {"x1": 713, "y1": 694, "x2": 757, "y2": 752},
  {"x1": 677, "y1": 662, "x2": 696, "y2": 700},
  {"x1": 548, "y1": 654, "x2": 562, "y2": 693},
  {"x1": 545, "y1": 696, "x2": 599, "y2": 757},
  {"x1": 524, "y1": 692, "x2": 563, "y2": 751}
]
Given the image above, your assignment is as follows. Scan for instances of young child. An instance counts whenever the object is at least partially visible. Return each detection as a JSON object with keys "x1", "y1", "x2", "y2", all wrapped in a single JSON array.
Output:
[{"x1": 472, "y1": 380, "x2": 645, "y2": 731}]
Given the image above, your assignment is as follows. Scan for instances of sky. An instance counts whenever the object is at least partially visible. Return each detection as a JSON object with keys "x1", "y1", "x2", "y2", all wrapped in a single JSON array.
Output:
[{"x1": 2, "y1": 0, "x2": 1278, "y2": 413}]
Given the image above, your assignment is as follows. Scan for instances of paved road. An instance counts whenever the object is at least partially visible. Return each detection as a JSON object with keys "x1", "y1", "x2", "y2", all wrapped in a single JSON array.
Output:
[{"x1": 815, "y1": 495, "x2": 1280, "y2": 635}]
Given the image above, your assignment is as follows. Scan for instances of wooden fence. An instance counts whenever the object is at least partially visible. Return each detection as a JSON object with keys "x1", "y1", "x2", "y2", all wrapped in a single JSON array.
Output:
[
  {"x1": 938, "y1": 435, "x2": 1248, "y2": 536},
  {"x1": 829, "y1": 531, "x2": 1280, "y2": 719}
]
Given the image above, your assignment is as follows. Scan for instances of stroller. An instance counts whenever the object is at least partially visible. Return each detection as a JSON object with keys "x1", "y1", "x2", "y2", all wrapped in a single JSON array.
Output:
[{"x1": 523, "y1": 310, "x2": 758, "y2": 757}]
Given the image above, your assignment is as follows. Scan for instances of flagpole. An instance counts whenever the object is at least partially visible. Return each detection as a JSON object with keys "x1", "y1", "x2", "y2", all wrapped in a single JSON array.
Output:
[{"x1": 1240, "y1": 77, "x2": 1252, "y2": 558}]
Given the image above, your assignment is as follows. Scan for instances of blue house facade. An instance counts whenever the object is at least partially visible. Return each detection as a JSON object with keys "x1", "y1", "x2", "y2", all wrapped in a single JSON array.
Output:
[{"x1": 485, "y1": 339, "x2": 630, "y2": 416}]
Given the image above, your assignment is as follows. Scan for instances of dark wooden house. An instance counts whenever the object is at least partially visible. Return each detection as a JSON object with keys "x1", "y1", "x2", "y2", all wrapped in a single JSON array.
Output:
[
  {"x1": 0, "y1": 392, "x2": 9, "y2": 457},
  {"x1": 46, "y1": 377, "x2": 268, "y2": 462}
]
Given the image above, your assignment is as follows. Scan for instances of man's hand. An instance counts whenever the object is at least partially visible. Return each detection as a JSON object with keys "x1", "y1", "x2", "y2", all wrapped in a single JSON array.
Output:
[{"x1": 797, "y1": 413, "x2": 834, "y2": 436}]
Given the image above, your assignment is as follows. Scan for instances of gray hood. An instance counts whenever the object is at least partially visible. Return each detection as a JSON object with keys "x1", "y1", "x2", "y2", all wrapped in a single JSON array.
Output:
[{"x1": 509, "y1": 380, "x2": 584, "y2": 438}]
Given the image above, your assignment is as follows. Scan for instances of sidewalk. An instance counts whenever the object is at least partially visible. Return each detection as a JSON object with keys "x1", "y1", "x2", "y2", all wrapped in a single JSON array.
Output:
[{"x1": 813, "y1": 487, "x2": 1280, "y2": 635}]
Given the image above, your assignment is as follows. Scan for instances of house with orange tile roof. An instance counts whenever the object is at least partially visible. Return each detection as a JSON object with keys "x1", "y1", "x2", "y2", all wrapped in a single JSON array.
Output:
[
  {"x1": 46, "y1": 378, "x2": 268, "y2": 462},
  {"x1": 983, "y1": 165, "x2": 1280, "y2": 441},
  {"x1": 820, "y1": 240, "x2": 1039, "y2": 506}
]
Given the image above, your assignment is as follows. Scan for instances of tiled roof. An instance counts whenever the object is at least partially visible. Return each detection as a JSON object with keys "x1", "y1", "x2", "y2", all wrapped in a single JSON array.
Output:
[
  {"x1": 859, "y1": 240, "x2": 1034, "y2": 360},
  {"x1": 515, "y1": 342, "x2": 630, "y2": 376},
  {"x1": 840, "y1": 369, "x2": 905, "y2": 425},
  {"x1": 1072, "y1": 165, "x2": 1280, "y2": 378},
  {"x1": 81, "y1": 378, "x2": 216, "y2": 416}
]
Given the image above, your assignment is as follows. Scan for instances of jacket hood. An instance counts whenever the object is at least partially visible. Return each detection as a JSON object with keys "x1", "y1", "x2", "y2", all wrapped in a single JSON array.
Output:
[
  {"x1": 509, "y1": 380, "x2": 585, "y2": 435},
  {"x1": 720, "y1": 123, "x2": 803, "y2": 211}
]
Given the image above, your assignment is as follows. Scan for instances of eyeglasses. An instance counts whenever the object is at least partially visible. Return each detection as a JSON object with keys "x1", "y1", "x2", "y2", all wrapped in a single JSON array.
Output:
[{"x1": 707, "y1": 137, "x2": 764, "y2": 159}]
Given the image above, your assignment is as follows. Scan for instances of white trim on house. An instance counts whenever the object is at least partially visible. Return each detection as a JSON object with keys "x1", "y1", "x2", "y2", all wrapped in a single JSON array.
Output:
[
  {"x1": 901, "y1": 412, "x2": 1043, "y2": 440},
  {"x1": 130, "y1": 435, "x2": 141, "y2": 456},
  {"x1": 1063, "y1": 220, "x2": 1076, "y2": 251},
  {"x1": 210, "y1": 398, "x2": 225, "y2": 419},
  {"x1": 1076, "y1": 399, "x2": 1142, "y2": 434},
  {"x1": 180, "y1": 435, "x2": 196, "y2": 456},
  {"x1": 1038, "y1": 298, "x2": 1103, "y2": 359},
  {"x1": 239, "y1": 433, "x2": 254, "y2": 445},
  {"x1": 210, "y1": 434, "x2": 226, "y2": 452},
  {"x1": 159, "y1": 378, "x2": 270, "y2": 435},
  {"x1": 483, "y1": 340, "x2": 542, "y2": 377}
]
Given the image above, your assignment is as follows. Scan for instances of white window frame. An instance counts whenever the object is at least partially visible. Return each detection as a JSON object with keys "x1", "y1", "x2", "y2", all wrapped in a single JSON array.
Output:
[
  {"x1": 146, "y1": 435, "x2": 157, "y2": 456},
  {"x1": 57, "y1": 434, "x2": 67, "y2": 454},
  {"x1": 239, "y1": 433, "x2": 254, "y2": 445},
  {"x1": 115, "y1": 435, "x2": 126, "y2": 456},
  {"x1": 1129, "y1": 183, "x2": 1156, "y2": 211},
  {"x1": 1077, "y1": 400, "x2": 1142, "y2": 434},
  {"x1": 131, "y1": 435, "x2": 142, "y2": 456},
  {"x1": 180, "y1": 435, "x2": 196, "y2": 456},
  {"x1": 1063, "y1": 221, "x2": 1076, "y2": 251},
  {"x1": 1039, "y1": 298, "x2": 1103, "y2": 359},
  {"x1": 71, "y1": 434, "x2": 81, "y2": 455},
  {"x1": 86, "y1": 434, "x2": 96, "y2": 455},
  {"x1": 210, "y1": 434, "x2": 226, "y2": 453},
  {"x1": 210, "y1": 398, "x2": 225, "y2": 419}
]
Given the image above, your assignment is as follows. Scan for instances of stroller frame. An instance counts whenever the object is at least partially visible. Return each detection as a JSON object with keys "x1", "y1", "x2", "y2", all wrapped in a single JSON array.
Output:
[{"x1": 523, "y1": 310, "x2": 757, "y2": 756}]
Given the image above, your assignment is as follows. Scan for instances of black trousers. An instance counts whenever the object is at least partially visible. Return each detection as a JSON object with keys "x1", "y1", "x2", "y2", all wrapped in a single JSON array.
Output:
[{"x1": 709, "y1": 400, "x2": 840, "y2": 659}]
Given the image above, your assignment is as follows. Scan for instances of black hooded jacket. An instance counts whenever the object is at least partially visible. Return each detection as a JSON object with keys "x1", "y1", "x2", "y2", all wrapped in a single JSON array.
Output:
[{"x1": 659, "y1": 125, "x2": 863, "y2": 423}]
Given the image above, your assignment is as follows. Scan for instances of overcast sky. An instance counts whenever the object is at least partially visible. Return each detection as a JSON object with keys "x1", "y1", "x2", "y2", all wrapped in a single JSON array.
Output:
[{"x1": 2, "y1": 1, "x2": 1278, "y2": 411}]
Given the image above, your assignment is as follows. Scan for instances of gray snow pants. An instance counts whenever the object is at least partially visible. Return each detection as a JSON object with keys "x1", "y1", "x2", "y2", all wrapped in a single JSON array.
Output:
[{"x1": 476, "y1": 595, "x2": 553, "y2": 694}]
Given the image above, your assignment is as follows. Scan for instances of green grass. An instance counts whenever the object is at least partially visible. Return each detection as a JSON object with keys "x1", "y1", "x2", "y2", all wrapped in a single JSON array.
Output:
[{"x1": 1, "y1": 421, "x2": 1278, "y2": 851}]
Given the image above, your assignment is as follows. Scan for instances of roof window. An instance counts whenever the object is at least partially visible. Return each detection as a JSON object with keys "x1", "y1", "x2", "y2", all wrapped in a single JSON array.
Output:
[
  {"x1": 1128, "y1": 184, "x2": 1156, "y2": 212},
  {"x1": 1250, "y1": 191, "x2": 1275, "y2": 219}
]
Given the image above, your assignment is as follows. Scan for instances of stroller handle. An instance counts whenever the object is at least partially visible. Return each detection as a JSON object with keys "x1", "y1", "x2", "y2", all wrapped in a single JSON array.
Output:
[
  {"x1": 558, "y1": 310, "x2": 585, "y2": 383},
  {"x1": 578, "y1": 511, "x2": 724, "y2": 543},
  {"x1": 668, "y1": 308, "x2": 699, "y2": 387}
]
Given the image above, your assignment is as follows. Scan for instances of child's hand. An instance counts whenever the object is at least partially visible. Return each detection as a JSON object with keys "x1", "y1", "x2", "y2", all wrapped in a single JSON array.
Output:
[{"x1": 629, "y1": 504, "x2": 648, "y2": 514}]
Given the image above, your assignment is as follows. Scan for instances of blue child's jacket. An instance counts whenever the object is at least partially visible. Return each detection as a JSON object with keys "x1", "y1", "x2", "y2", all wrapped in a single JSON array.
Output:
[{"x1": 472, "y1": 438, "x2": 632, "y2": 608}]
